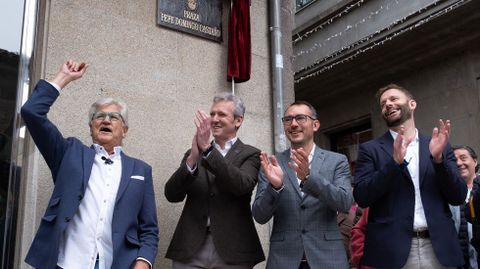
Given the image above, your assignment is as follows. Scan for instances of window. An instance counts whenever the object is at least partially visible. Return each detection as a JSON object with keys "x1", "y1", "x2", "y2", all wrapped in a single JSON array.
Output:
[
  {"x1": 329, "y1": 123, "x2": 372, "y2": 174},
  {"x1": 0, "y1": 0, "x2": 39, "y2": 267},
  {"x1": 296, "y1": 0, "x2": 316, "y2": 12}
]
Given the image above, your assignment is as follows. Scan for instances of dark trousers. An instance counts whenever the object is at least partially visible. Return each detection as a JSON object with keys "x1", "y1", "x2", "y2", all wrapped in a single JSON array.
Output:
[
  {"x1": 299, "y1": 261, "x2": 310, "y2": 269},
  {"x1": 172, "y1": 231, "x2": 253, "y2": 269}
]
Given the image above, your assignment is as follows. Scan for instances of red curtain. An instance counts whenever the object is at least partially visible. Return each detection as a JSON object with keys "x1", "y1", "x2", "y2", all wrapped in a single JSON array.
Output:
[{"x1": 227, "y1": 0, "x2": 251, "y2": 83}]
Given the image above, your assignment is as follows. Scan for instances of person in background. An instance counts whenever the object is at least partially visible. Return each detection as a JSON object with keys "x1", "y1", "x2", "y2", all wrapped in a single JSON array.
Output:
[
  {"x1": 454, "y1": 145, "x2": 480, "y2": 268},
  {"x1": 350, "y1": 207, "x2": 374, "y2": 269},
  {"x1": 337, "y1": 204, "x2": 357, "y2": 268}
]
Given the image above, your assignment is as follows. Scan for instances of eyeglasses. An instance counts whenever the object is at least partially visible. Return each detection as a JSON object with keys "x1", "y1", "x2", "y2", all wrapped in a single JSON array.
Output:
[
  {"x1": 281, "y1": 114, "x2": 316, "y2": 125},
  {"x1": 91, "y1": 111, "x2": 124, "y2": 122}
]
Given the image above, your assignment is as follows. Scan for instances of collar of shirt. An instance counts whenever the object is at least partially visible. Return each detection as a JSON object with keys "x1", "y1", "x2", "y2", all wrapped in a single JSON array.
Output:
[
  {"x1": 389, "y1": 128, "x2": 419, "y2": 165},
  {"x1": 467, "y1": 187, "x2": 473, "y2": 203},
  {"x1": 307, "y1": 146, "x2": 315, "y2": 164},
  {"x1": 213, "y1": 137, "x2": 238, "y2": 157},
  {"x1": 389, "y1": 128, "x2": 419, "y2": 145},
  {"x1": 290, "y1": 145, "x2": 315, "y2": 167},
  {"x1": 93, "y1": 144, "x2": 122, "y2": 159}
]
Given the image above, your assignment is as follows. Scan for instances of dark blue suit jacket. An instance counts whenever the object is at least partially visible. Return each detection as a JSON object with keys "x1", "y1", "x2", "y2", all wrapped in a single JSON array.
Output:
[
  {"x1": 353, "y1": 131, "x2": 467, "y2": 268},
  {"x1": 22, "y1": 80, "x2": 159, "y2": 269}
]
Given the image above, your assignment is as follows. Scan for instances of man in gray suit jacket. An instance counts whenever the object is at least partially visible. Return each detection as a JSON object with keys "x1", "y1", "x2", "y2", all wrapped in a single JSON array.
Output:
[
  {"x1": 165, "y1": 93, "x2": 264, "y2": 268},
  {"x1": 252, "y1": 101, "x2": 353, "y2": 269}
]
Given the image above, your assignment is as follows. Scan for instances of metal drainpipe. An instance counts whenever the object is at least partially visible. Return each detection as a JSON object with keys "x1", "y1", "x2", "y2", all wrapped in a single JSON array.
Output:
[{"x1": 269, "y1": 0, "x2": 287, "y2": 155}]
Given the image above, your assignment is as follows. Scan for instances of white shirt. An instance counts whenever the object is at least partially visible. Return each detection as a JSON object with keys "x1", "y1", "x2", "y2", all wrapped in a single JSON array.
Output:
[
  {"x1": 57, "y1": 145, "x2": 122, "y2": 269},
  {"x1": 213, "y1": 137, "x2": 238, "y2": 157},
  {"x1": 390, "y1": 129, "x2": 427, "y2": 230},
  {"x1": 186, "y1": 137, "x2": 238, "y2": 172}
]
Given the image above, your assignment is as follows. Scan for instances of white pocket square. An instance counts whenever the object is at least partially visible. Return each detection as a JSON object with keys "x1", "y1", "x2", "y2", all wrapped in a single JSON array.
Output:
[{"x1": 131, "y1": 175, "x2": 144, "y2": 181}]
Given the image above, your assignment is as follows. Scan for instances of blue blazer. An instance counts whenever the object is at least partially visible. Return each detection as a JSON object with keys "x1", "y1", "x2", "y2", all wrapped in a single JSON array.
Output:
[
  {"x1": 22, "y1": 80, "x2": 159, "y2": 269},
  {"x1": 353, "y1": 131, "x2": 467, "y2": 268}
]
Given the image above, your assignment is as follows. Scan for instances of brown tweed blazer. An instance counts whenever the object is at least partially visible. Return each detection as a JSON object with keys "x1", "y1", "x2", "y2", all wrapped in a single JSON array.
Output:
[{"x1": 165, "y1": 139, "x2": 265, "y2": 266}]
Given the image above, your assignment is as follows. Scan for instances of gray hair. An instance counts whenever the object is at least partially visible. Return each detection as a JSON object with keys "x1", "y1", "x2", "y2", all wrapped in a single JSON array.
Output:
[
  {"x1": 212, "y1": 92, "x2": 245, "y2": 117},
  {"x1": 88, "y1": 97, "x2": 129, "y2": 127}
]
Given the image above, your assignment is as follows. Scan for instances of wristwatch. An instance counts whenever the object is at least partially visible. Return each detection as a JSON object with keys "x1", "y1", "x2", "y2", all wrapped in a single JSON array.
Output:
[{"x1": 299, "y1": 174, "x2": 309, "y2": 188}]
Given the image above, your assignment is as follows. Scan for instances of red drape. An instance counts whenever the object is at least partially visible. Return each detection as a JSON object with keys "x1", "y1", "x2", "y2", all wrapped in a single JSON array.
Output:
[{"x1": 227, "y1": 0, "x2": 251, "y2": 83}]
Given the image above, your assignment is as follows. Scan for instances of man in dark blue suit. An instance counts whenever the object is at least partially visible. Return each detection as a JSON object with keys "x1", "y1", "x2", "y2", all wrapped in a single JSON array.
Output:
[
  {"x1": 353, "y1": 84, "x2": 467, "y2": 268},
  {"x1": 21, "y1": 60, "x2": 159, "y2": 269}
]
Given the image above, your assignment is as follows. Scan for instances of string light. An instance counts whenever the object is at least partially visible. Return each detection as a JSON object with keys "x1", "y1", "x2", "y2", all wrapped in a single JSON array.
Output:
[
  {"x1": 294, "y1": 0, "x2": 415, "y2": 60},
  {"x1": 294, "y1": 0, "x2": 468, "y2": 84},
  {"x1": 293, "y1": 0, "x2": 366, "y2": 44}
]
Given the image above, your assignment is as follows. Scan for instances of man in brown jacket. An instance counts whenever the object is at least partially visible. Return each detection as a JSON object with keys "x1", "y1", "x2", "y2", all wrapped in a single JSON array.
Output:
[{"x1": 165, "y1": 93, "x2": 264, "y2": 269}]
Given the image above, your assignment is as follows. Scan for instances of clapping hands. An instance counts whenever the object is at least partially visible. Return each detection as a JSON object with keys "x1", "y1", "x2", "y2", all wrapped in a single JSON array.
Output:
[
  {"x1": 429, "y1": 119, "x2": 450, "y2": 163},
  {"x1": 260, "y1": 152, "x2": 284, "y2": 189}
]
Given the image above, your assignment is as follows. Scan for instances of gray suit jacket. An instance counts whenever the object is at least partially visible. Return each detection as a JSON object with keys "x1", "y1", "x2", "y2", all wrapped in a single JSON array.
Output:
[{"x1": 252, "y1": 146, "x2": 353, "y2": 269}]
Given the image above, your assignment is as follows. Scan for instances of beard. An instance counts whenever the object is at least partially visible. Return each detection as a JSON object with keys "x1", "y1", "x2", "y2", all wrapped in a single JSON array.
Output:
[{"x1": 383, "y1": 103, "x2": 413, "y2": 127}]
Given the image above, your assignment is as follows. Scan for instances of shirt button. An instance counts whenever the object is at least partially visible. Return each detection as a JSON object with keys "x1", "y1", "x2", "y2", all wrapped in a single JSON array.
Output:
[
  {"x1": 100, "y1": 218, "x2": 103, "y2": 221},
  {"x1": 104, "y1": 200, "x2": 107, "y2": 203}
]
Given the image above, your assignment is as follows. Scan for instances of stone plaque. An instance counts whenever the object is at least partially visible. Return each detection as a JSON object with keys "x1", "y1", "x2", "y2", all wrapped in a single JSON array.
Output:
[{"x1": 157, "y1": 0, "x2": 223, "y2": 42}]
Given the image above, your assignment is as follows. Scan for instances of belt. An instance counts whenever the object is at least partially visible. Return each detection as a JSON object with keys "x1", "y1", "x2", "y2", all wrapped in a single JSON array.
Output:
[{"x1": 412, "y1": 230, "x2": 429, "y2": 238}]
